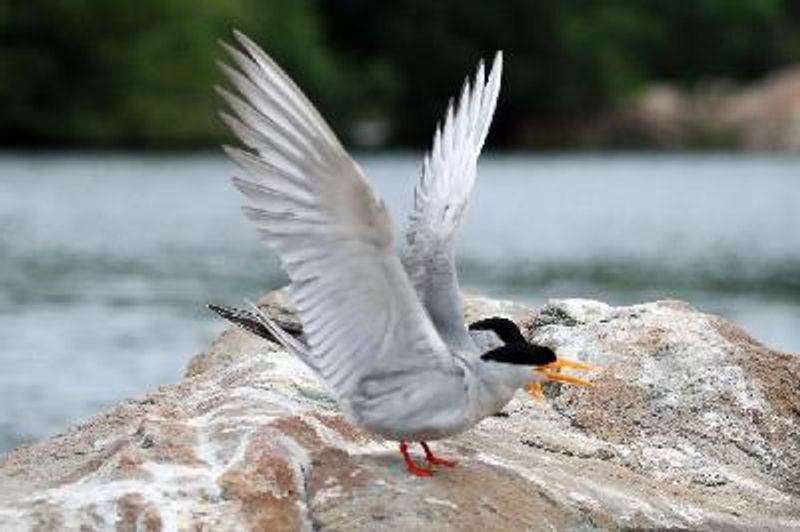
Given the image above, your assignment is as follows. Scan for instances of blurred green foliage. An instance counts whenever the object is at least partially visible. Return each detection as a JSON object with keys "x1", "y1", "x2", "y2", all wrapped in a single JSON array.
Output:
[{"x1": 1, "y1": 0, "x2": 799, "y2": 148}]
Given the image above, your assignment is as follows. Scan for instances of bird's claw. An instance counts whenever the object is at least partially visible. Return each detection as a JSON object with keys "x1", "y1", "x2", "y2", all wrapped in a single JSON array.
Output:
[
  {"x1": 407, "y1": 464, "x2": 434, "y2": 477},
  {"x1": 420, "y1": 442, "x2": 456, "y2": 467},
  {"x1": 426, "y1": 455, "x2": 457, "y2": 467}
]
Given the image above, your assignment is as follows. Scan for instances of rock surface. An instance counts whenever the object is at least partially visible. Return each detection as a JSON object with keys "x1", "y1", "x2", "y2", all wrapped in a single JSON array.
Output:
[
  {"x1": 587, "y1": 64, "x2": 800, "y2": 149},
  {"x1": 1, "y1": 290, "x2": 798, "y2": 531}
]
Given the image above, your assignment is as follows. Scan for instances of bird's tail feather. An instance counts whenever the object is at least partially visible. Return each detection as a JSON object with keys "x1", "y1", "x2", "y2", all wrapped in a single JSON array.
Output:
[
  {"x1": 207, "y1": 303, "x2": 276, "y2": 341},
  {"x1": 206, "y1": 301, "x2": 314, "y2": 368}
]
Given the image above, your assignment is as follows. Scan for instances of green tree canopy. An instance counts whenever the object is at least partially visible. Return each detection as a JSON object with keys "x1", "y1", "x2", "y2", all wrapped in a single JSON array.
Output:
[{"x1": 1, "y1": 0, "x2": 799, "y2": 147}]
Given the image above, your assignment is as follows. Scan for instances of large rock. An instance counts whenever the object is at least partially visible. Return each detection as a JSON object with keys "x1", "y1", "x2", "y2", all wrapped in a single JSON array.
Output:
[
  {"x1": 717, "y1": 66, "x2": 800, "y2": 149},
  {"x1": 0, "y1": 290, "x2": 798, "y2": 531},
  {"x1": 588, "y1": 64, "x2": 800, "y2": 149}
]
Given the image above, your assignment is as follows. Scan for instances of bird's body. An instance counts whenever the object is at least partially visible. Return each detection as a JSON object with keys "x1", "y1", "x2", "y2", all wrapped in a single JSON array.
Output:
[
  {"x1": 347, "y1": 341, "x2": 529, "y2": 442},
  {"x1": 212, "y1": 31, "x2": 593, "y2": 475},
  {"x1": 210, "y1": 302, "x2": 522, "y2": 444}
]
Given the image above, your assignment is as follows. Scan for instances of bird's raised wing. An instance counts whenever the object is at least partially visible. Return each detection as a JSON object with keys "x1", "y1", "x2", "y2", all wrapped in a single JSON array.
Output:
[
  {"x1": 218, "y1": 31, "x2": 454, "y2": 401},
  {"x1": 403, "y1": 52, "x2": 502, "y2": 350}
]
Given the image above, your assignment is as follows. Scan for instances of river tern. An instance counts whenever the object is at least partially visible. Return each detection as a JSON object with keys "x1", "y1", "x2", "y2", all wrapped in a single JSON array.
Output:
[{"x1": 210, "y1": 31, "x2": 594, "y2": 476}]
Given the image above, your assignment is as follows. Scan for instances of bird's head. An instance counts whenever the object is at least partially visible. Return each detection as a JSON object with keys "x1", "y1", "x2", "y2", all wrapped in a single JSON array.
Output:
[{"x1": 469, "y1": 317, "x2": 595, "y2": 399}]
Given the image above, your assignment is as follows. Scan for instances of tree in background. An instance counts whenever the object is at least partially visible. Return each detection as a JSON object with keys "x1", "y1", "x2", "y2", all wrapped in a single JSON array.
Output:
[
  {"x1": 0, "y1": 0, "x2": 339, "y2": 147},
  {"x1": 321, "y1": 0, "x2": 798, "y2": 146},
  {"x1": 1, "y1": 0, "x2": 799, "y2": 148}
]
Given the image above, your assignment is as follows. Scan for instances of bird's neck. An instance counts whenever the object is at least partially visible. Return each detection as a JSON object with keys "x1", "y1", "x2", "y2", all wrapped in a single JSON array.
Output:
[{"x1": 468, "y1": 360, "x2": 531, "y2": 420}]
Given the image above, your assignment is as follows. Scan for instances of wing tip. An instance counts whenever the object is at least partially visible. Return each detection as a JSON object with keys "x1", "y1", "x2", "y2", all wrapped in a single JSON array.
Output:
[
  {"x1": 489, "y1": 51, "x2": 504, "y2": 85},
  {"x1": 213, "y1": 84, "x2": 229, "y2": 99},
  {"x1": 217, "y1": 38, "x2": 234, "y2": 54},
  {"x1": 222, "y1": 144, "x2": 253, "y2": 165},
  {"x1": 232, "y1": 28, "x2": 250, "y2": 47},
  {"x1": 232, "y1": 29, "x2": 270, "y2": 67},
  {"x1": 216, "y1": 59, "x2": 241, "y2": 83}
]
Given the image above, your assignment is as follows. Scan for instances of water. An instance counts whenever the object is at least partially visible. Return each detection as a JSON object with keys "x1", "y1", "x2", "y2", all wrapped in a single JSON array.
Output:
[{"x1": 1, "y1": 152, "x2": 798, "y2": 452}]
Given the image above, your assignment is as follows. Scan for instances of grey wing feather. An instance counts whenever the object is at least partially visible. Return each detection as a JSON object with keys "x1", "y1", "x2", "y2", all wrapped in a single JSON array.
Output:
[
  {"x1": 403, "y1": 52, "x2": 503, "y2": 351},
  {"x1": 218, "y1": 31, "x2": 453, "y2": 403}
]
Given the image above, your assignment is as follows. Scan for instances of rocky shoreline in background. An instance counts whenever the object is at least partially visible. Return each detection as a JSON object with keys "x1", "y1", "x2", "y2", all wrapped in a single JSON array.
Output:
[
  {"x1": 580, "y1": 66, "x2": 800, "y2": 150},
  {"x1": 0, "y1": 290, "x2": 798, "y2": 530}
]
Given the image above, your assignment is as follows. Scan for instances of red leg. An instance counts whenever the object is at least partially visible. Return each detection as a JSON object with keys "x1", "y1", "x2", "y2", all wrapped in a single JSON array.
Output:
[
  {"x1": 399, "y1": 441, "x2": 432, "y2": 477},
  {"x1": 420, "y1": 441, "x2": 457, "y2": 467}
]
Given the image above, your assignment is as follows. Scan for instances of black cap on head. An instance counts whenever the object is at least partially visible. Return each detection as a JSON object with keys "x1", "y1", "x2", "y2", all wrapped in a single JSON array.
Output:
[
  {"x1": 480, "y1": 342, "x2": 557, "y2": 366},
  {"x1": 469, "y1": 317, "x2": 526, "y2": 344}
]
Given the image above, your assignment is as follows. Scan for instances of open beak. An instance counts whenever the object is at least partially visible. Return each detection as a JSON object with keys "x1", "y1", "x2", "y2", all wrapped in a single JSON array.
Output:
[{"x1": 527, "y1": 358, "x2": 596, "y2": 400}]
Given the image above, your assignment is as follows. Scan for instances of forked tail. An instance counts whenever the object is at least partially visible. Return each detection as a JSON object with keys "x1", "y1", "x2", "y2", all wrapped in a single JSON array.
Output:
[
  {"x1": 207, "y1": 303, "x2": 276, "y2": 341},
  {"x1": 206, "y1": 301, "x2": 313, "y2": 365}
]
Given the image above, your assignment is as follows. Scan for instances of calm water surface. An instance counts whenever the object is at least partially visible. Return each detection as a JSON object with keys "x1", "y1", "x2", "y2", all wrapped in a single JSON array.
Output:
[{"x1": 1, "y1": 152, "x2": 798, "y2": 452}]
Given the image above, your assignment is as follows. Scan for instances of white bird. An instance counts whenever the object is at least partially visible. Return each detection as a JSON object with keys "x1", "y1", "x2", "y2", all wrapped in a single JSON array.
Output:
[{"x1": 210, "y1": 31, "x2": 594, "y2": 476}]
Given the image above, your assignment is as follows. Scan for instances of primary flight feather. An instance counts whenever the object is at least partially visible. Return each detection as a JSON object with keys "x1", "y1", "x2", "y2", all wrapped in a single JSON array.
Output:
[{"x1": 404, "y1": 51, "x2": 502, "y2": 353}]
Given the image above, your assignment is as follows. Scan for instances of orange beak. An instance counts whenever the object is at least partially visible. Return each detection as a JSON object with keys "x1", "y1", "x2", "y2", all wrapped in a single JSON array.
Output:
[{"x1": 527, "y1": 357, "x2": 596, "y2": 400}]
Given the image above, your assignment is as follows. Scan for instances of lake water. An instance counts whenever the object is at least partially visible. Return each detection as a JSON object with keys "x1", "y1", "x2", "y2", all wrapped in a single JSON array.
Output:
[{"x1": 1, "y1": 152, "x2": 798, "y2": 452}]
